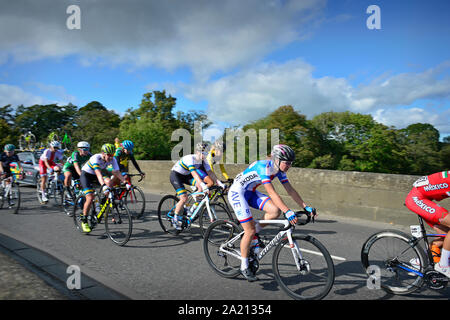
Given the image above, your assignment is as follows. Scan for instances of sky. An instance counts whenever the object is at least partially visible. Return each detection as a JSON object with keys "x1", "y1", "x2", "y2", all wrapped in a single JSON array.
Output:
[{"x1": 0, "y1": 0, "x2": 449, "y2": 141}]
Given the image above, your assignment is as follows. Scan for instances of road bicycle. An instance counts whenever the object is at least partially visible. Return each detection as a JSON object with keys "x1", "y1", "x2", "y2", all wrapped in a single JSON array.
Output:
[
  {"x1": 157, "y1": 186, "x2": 234, "y2": 237},
  {"x1": 0, "y1": 173, "x2": 21, "y2": 214},
  {"x1": 72, "y1": 185, "x2": 133, "y2": 246},
  {"x1": 114, "y1": 173, "x2": 146, "y2": 219},
  {"x1": 62, "y1": 178, "x2": 83, "y2": 216},
  {"x1": 37, "y1": 171, "x2": 64, "y2": 206},
  {"x1": 361, "y1": 215, "x2": 448, "y2": 294},
  {"x1": 208, "y1": 179, "x2": 233, "y2": 213},
  {"x1": 203, "y1": 210, "x2": 335, "y2": 300}
]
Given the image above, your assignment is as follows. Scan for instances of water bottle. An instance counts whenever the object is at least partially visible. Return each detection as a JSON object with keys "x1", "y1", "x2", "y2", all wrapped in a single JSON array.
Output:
[
  {"x1": 189, "y1": 202, "x2": 199, "y2": 216},
  {"x1": 251, "y1": 235, "x2": 260, "y2": 256}
]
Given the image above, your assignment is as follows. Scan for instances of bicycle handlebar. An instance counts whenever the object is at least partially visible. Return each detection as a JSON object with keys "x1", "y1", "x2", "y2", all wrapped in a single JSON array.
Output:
[
  {"x1": 279, "y1": 209, "x2": 316, "y2": 231},
  {"x1": 125, "y1": 173, "x2": 144, "y2": 182}
]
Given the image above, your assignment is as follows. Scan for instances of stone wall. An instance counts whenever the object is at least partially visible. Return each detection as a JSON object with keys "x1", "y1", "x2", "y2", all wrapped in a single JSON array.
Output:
[{"x1": 130, "y1": 160, "x2": 449, "y2": 226}]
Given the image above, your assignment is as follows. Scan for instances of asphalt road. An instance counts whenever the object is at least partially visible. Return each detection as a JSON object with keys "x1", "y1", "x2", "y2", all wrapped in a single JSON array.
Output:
[{"x1": 0, "y1": 185, "x2": 449, "y2": 301}]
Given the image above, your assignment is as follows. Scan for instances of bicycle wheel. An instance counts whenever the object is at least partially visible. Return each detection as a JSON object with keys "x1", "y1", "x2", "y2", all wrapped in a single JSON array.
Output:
[
  {"x1": 273, "y1": 235, "x2": 335, "y2": 300},
  {"x1": 198, "y1": 202, "x2": 233, "y2": 238},
  {"x1": 124, "y1": 186, "x2": 146, "y2": 219},
  {"x1": 8, "y1": 182, "x2": 21, "y2": 214},
  {"x1": 72, "y1": 194, "x2": 87, "y2": 232},
  {"x1": 51, "y1": 181, "x2": 64, "y2": 207},
  {"x1": 63, "y1": 187, "x2": 76, "y2": 216},
  {"x1": 157, "y1": 194, "x2": 181, "y2": 235},
  {"x1": 203, "y1": 219, "x2": 243, "y2": 278},
  {"x1": 361, "y1": 230, "x2": 426, "y2": 295},
  {"x1": 105, "y1": 203, "x2": 133, "y2": 246}
]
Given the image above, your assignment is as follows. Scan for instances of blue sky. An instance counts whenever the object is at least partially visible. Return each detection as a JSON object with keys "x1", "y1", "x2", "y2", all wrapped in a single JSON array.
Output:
[{"x1": 0, "y1": 0, "x2": 449, "y2": 141}]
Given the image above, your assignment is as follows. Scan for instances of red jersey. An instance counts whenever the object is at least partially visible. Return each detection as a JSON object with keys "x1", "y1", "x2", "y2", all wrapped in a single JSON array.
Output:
[{"x1": 413, "y1": 171, "x2": 450, "y2": 201}]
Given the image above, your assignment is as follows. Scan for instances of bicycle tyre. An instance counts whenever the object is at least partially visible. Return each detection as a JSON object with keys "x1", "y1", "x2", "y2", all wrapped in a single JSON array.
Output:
[
  {"x1": 9, "y1": 182, "x2": 21, "y2": 214},
  {"x1": 52, "y1": 181, "x2": 64, "y2": 207},
  {"x1": 157, "y1": 194, "x2": 181, "y2": 235},
  {"x1": 105, "y1": 202, "x2": 133, "y2": 246},
  {"x1": 124, "y1": 186, "x2": 146, "y2": 219},
  {"x1": 361, "y1": 230, "x2": 427, "y2": 295},
  {"x1": 72, "y1": 194, "x2": 87, "y2": 233},
  {"x1": 62, "y1": 187, "x2": 75, "y2": 216},
  {"x1": 203, "y1": 219, "x2": 243, "y2": 278},
  {"x1": 272, "y1": 235, "x2": 335, "y2": 300},
  {"x1": 198, "y1": 202, "x2": 233, "y2": 238}
]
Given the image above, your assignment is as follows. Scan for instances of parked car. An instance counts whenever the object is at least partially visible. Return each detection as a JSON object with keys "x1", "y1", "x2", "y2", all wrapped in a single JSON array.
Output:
[{"x1": 16, "y1": 151, "x2": 41, "y2": 186}]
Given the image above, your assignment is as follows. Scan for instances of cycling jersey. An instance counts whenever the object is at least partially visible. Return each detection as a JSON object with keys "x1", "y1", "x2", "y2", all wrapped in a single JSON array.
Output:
[
  {"x1": 228, "y1": 160, "x2": 289, "y2": 224},
  {"x1": 113, "y1": 146, "x2": 143, "y2": 174},
  {"x1": 171, "y1": 154, "x2": 211, "y2": 176},
  {"x1": 63, "y1": 151, "x2": 92, "y2": 177},
  {"x1": 0, "y1": 152, "x2": 20, "y2": 175},
  {"x1": 170, "y1": 154, "x2": 211, "y2": 196},
  {"x1": 405, "y1": 171, "x2": 450, "y2": 227},
  {"x1": 81, "y1": 154, "x2": 120, "y2": 175},
  {"x1": 38, "y1": 148, "x2": 64, "y2": 176}
]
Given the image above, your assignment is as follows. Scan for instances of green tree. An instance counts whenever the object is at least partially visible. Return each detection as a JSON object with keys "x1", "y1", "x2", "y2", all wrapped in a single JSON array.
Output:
[
  {"x1": 399, "y1": 123, "x2": 442, "y2": 175},
  {"x1": 69, "y1": 101, "x2": 120, "y2": 153}
]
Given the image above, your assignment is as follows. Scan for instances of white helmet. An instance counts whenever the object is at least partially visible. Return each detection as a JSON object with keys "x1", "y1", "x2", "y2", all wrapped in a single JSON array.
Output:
[
  {"x1": 77, "y1": 141, "x2": 90, "y2": 149},
  {"x1": 50, "y1": 141, "x2": 61, "y2": 149}
]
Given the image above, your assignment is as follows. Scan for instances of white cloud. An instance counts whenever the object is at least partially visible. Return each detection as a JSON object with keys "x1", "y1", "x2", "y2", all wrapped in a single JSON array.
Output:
[
  {"x1": 0, "y1": 84, "x2": 46, "y2": 107},
  {"x1": 183, "y1": 59, "x2": 450, "y2": 131},
  {"x1": 0, "y1": 83, "x2": 76, "y2": 108},
  {"x1": 0, "y1": 0, "x2": 326, "y2": 79}
]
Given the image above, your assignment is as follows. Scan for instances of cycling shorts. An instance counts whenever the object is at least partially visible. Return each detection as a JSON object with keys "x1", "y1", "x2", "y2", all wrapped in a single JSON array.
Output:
[
  {"x1": 405, "y1": 187, "x2": 449, "y2": 228},
  {"x1": 227, "y1": 184, "x2": 270, "y2": 224},
  {"x1": 80, "y1": 171, "x2": 100, "y2": 195},
  {"x1": 39, "y1": 159, "x2": 60, "y2": 177},
  {"x1": 170, "y1": 170, "x2": 195, "y2": 196}
]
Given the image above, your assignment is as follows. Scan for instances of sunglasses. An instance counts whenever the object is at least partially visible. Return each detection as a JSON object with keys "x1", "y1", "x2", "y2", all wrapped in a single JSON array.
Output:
[{"x1": 281, "y1": 161, "x2": 292, "y2": 166}]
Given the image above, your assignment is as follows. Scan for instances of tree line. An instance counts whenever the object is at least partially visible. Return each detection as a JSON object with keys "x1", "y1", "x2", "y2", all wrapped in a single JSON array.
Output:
[{"x1": 1, "y1": 91, "x2": 449, "y2": 176}]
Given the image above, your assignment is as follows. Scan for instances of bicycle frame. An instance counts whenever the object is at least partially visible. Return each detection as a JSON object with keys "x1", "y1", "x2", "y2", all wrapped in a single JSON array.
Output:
[
  {"x1": 388, "y1": 216, "x2": 446, "y2": 278},
  {"x1": 183, "y1": 191, "x2": 215, "y2": 226},
  {"x1": 218, "y1": 219, "x2": 303, "y2": 268}
]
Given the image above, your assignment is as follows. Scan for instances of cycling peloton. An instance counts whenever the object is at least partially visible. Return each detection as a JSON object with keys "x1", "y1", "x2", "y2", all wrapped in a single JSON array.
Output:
[
  {"x1": 38, "y1": 141, "x2": 64, "y2": 203},
  {"x1": 405, "y1": 170, "x2": 450, "y2": 278},
  {"x1": 169, "y1": 143, "x2": 224, "y2": 230},
  {"x1": 79, "y1": 143, "x2": 131, "y2": 233},
  {"x1": 228, "y1": 144, "x2": 316, "y2": 282}
]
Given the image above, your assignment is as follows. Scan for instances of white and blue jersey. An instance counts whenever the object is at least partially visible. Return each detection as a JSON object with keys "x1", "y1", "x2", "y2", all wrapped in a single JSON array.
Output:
[{"x1": 228, "y1": 160, "x2": 289, "y2": 223}]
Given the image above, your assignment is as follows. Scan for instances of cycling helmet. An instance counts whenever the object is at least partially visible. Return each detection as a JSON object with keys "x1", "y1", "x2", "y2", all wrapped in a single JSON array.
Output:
[
  {"x1": 271, "y1": 144, "x2": 295, "y2": 162},
  {"x1": 50, "y1": 141, "x2": 61, "y2": 149},
  {"x1": 4, "y1": 144, "x2": 15, "y2": 152},
  {"x1": 195, "y1": 142, "x2": 209, "y2": 153},
  {"x1": 77, "y1": 141, "x2": 90, "y2": 149},
  {"x1": 122, "y1": 140, "x2": 134, "y2": 151},
  {"x1": 101, "y1": 143, "x2": 115, "y2": 155}
]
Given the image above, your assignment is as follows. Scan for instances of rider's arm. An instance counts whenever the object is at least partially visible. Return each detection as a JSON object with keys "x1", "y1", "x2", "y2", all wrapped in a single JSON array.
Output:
[
  {"x1": 94, "y1": 169, "x2": 107, "y2": 187},
  {"x1": 74, "y1": 162, "x2": 82, "y2": 176},
  {"x1": 129, "y1": 154, "x2": 144, "y2": 175},
  {"x1": 263, "y1": 182, "x2": 298, "y2": 224},
  {"x1": 191, "y1": 170, "x2": 207, "y2": 191},
  {"x1": 282, "y1": 181, "x2": 307, "y2": 209}
]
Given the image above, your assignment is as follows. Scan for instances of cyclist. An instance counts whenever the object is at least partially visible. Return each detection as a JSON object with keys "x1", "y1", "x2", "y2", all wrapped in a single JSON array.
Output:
[
  {"x1": 169, "y1": 142, "x2": 224, "y2": 230},
  {"x1": 110, "y1": 140, "x2": 145, "y2": 186},
  {"x1": 405, "y1": 171, "x2": 450, "y2": 278},
  {"x1": 39, "y1": 141, "x2": 64, "y2": 202},
  {"x1": 62, "y1": 141, "x2": 92, "y2": 195},
  {"x1": 227, "y1": 144, "x2": 316, "y2": 282},
  {"x1": 0, "y1": 144, "x2": 23, "y2": 205},
  {"x1": 79, "y1": 143, "x2": 131, "y2": 233}
]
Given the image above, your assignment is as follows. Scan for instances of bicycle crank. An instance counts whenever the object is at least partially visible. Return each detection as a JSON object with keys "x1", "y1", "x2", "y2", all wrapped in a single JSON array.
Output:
[{"x1": 424, "y1": 270, "x2": 448, "y2": 290}]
